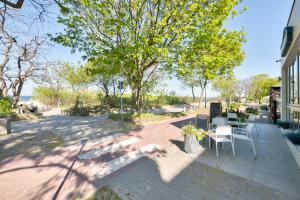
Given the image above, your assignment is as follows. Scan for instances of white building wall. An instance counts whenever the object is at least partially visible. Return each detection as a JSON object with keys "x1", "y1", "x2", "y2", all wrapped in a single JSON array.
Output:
[{"x1": 281, "y1": 0, "x2": 300, "y2": 121}]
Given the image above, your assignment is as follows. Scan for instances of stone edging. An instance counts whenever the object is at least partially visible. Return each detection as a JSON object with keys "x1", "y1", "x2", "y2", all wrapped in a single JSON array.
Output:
[{"x1": 285, "y1": 138, "x2": 300, "y2": 169}]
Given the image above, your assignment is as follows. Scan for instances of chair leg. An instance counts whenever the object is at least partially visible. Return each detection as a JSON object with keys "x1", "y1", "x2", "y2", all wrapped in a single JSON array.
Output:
[
  {"x1": 250, "y1": 138, "x2": 257, "y2": 156},
  {"x1": 255, "y1": 124, "x2": 260, "y2": 138},
  {"x1": 216, "y1": 142, "x2": 218, "y2": 157},
  {"x1": 231, "y1": 141, "x2": 235, "y2": 157}
]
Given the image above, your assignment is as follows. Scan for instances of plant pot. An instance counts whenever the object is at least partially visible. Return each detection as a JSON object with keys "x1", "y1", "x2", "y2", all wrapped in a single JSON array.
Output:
[{"x1": 184, "y1": 135, "x2": 202, "y2": 154}]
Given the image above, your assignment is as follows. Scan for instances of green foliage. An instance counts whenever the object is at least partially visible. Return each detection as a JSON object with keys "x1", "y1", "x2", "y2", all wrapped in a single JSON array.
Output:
[
  {"x1": 276, "y1": 120, "x2": 290, "y2": 129},
  {"x1": 181, "y1": 124, "x2": 206, "y2": 141},
  {"x1": 52, "y1": 0, "x2": 243, "y2": 111},
  {"x1": 0, "y1": 98, "x2": 12, "y2": 117},
  {"x1": 108, "y1": 113, "x2": 135, "y2": 122},
  {"x1": 229, "y1": 102, "x2": 240, "y2": 112},
  {"x1": 109, "y1": 111, "x2": 187, "y2": 123},
  {"x1": 32, "y1": 87, "x2": 61, "y2": 106},
  {"x1": 61, "y1": 63, "x2": 93, "y2": 91},
  {"x1": 212, "y1": 77, "x2": 238, "y2": 103},
  {"x1": 248, "y1": 74, "x2": 279, "y2": 103},
  {"x1": 32, "y1": 86, "x2": 99, "y2": 108},
  {"x1": 245, "y1": 107, "x2": 258, "y2": 115},
  {"x1": 286, "y1": 133, "x2": 300, "y2": 145}
]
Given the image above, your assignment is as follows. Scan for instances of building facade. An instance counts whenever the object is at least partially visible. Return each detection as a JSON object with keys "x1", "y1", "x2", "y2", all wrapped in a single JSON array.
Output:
[{"x1": 281, "y1": 0, "x2": 300, "y2": 130}]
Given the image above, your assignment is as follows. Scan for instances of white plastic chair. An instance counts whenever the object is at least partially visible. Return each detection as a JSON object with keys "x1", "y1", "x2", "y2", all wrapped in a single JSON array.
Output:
[
  {"x1": 207, "y1": 125, "x2": 235, "y2": 157},
  {"x1": 227, "y1": 112, "x2": 241, "y2": 127},
  {"x1": 247, "y1": 114, "x2": 260, "y2": 137},
  {"x1": 233, "y1": 123, "x2": 257, "y2": 156},
  {"x1": 210, "y1": 117, "x2": 227, "y2": 130}
]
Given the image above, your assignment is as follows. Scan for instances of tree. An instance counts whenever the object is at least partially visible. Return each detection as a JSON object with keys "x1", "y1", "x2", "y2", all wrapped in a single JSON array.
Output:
[
  {"x1": 34, "y1": 61, "x2": 67, "y2": 106},
  {"x1": 176, "y1": 29, "x2": 245, "y2": 106},
  {"x1": 212, "y1": 77, "x2": 238, "y2": 106},
  {"x1": 84, "y1": 57, "x2": 120, "y2": 98},
  {"x1": 60, "y1": 63, "x2": 93, "y2": 109},
  {"x1": 0, "y1": 2, "x2": 55, "y2": 108},
  {"x1": 248, "y1": 74, "x2": 279, "y2": 104},
  {"x1": 179, "y1": 73, "x2": 199, "y2": 102},
  {"x1": 52, "y1": 0, "x2": 243, "y2": 112},
  {"x1": 0, "y1": 9, "x2": 45, "y2": 108},
  {"x1": 175, "y1": 1, "x2": 245, "y2": 107}
]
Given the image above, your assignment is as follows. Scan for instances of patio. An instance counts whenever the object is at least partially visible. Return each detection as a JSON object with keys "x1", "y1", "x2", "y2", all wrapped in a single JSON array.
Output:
[
  {"x1": 1, "y1": 114, "x2": 300, "y2": 199},
  {"x1": 104, "y1": 121, "x2": 300, "y2": 200},
  {"x1": 195, "y1": 123, "x2": 300, "y2": 197}
]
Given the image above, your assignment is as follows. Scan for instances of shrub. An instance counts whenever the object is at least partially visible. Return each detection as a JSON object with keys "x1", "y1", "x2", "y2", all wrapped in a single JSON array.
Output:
[
  {"x1": 166, "y1": 95, "x2": 189, "y2": 105},
  {"x1": 108, "y1": 113, "x2": 134, "y2": 122},
  {"x1": 32, "y1": 86, "x2": 100, "y2": 108},
  {"x1": 0, "y1": 98, "x2": 12, "y2": 117},
  {"x1": 276, "y1": 120, "x2": 290, "y2": 129},
  {"x1": 245, "y1": 107, "x2": 258, "y2": 115},
  {"x1": 286, "y1": 133, "x2": 300, "y2": 145},
  {"x1": 229, "y1": 102, "x2": 240, "y2": 112},
  {"x1": 181, "y1": 124, "x2": 206, "y2": 141}
]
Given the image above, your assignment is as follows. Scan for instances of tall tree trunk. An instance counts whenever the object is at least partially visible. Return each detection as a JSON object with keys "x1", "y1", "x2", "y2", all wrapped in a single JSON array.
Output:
[
  {"x1": 198, "y1": 81, "x2": 207, "y2": 108},
  {"x1": 112, "y1": 78, "x2": 116, "y2": 96},
  {"x1": 0, "y1": 38, "x2": 13, "y2": 99},
  {"x1": 131, "y1": 86, "x2": 142, "y2": 112},
  {"x1": 191, "y1": 85, "x2": 195, "y2": 102},
  {"x1": 103, "y1": 82, "x2": 110, "y2": 97},
  {"x1": 11, "y1": 81, "x2": 23, "y2": 109},
  {"x1": 199, "y1": 87, "x2": 205, "y2": 108}
]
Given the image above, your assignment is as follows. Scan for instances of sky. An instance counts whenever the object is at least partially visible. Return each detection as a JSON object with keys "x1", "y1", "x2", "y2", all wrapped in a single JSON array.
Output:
[{"x1": 21, "y1": 0, "x2": 294, "y2": 97}]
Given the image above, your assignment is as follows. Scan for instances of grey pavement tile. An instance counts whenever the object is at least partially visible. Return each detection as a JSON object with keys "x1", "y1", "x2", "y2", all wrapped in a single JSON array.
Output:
[
  {"x1": 108, "y1": 158, "x2": 296, "y2": 200},
  {"x1": 290, "y1": 168, "x2": 300, "y2": 189},
  {"x1": 252, "y1": 168, "x2": 298, "y2": 198}
]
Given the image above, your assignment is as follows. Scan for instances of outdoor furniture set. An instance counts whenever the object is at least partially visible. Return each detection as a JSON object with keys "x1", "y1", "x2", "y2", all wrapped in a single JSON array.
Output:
[{"x1": 206, "y1": 113, "x2": 259, "y2": 157}]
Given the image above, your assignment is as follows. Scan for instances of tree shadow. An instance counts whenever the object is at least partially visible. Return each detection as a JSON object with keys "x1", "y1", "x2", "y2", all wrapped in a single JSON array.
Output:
[
  {"x1": 170, "y1": 117, "x2": 197, "y2": 129},
  {"x1": 11, "y1": 115, "x2": 144, "y2": 143},
  {"x1": 0, "y1": 130, "x2": 63, "y2": 161}
]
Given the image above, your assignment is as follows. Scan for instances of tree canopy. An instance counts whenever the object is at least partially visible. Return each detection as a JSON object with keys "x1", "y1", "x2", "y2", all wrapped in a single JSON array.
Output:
[
  {"x1": 248, "y1": 74, "x2": 279, "y2": 103},
  {"x1": 52, "y1": 0, "x2": 245, "y2": 111}
]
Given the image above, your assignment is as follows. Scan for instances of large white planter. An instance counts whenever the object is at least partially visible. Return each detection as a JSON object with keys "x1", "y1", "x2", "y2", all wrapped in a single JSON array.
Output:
[
  {"x1": 184, "y1": 135, "x2": 203, "y2": 154},
  {"x1": 0, "y1": 118, "x2": 11, "y2": 135}
]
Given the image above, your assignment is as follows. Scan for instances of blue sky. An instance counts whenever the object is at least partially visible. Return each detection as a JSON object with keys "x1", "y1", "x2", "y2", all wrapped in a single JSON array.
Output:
[{"x1": 22, "y1": 0, "x2": 294, "y2": 97}]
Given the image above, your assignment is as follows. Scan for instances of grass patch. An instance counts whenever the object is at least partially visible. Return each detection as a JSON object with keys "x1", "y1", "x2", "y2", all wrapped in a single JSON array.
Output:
[
  {"x1": 85, "y1": 186, "x2": 122, "y2": 200},
  {"x1": 0, "y1": 131, "x2": 64, "y2": 160},
  {"x1": 109, "y1": 108, "x2": 208, "y2": 124},
  {"x1": 109, "y1": 112, "x2": 187, "y2": 122}
]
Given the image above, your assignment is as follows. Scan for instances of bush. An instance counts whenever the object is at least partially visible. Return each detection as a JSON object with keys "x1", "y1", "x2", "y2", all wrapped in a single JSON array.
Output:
[
  {"x1": 0, "y1": 98, "x2": 12, "y2": 117},
  {"x1": 181, "y1": 124, "x2": 206, "y2": 141},
  {"x1": 32, "y1": 86, "x2": 100, "y2": 108},
  {"x1": 286, "y1": 133, "x2": 300, "y2": 145},
  {"x1": 229, "y1": 102, "x2": 240, "y2": 112},
  {"x1": 103, "y1": 95, "x2": 131, "y2": 108},
  {"x1": 245, "y1": 107, "x2": 258, "y2": 115},
  {"x1": 276, "y1": 120, "x2": 290, "y2": 129},
  {"x1": 108, "y1": 113, "x2": 135, "y2": 122}
]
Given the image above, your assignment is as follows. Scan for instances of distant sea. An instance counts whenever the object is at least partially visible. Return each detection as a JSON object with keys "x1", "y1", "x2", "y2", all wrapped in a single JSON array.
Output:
[{"x1": 19, "y1": 96, "x2": 31, "y2": 102}]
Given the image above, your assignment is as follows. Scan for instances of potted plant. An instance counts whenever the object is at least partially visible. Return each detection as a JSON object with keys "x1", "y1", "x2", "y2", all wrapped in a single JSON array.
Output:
[{"x1": 181, "y1": 124, "x2": 206, "y2": 154}]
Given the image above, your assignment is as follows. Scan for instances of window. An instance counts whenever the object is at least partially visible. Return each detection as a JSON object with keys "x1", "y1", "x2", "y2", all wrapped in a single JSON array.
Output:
[
  {"x1": 289, "y1": 62, "x2": 294, "y2": 104},
  {"x1": 293, "y1": 111, "x2": 299, "y2": 132},
  {"x1": 298, "y1": 52, "x2": 300, "y2": 104},
  {"x1": 294, "y1": 59, "x2": 298, "y2": 104}
]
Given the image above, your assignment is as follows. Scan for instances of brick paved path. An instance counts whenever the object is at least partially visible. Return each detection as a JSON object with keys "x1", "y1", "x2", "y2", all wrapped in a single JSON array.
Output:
[{"x1": 1, "y1": 116, "x2": 299, "y2": 200}]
